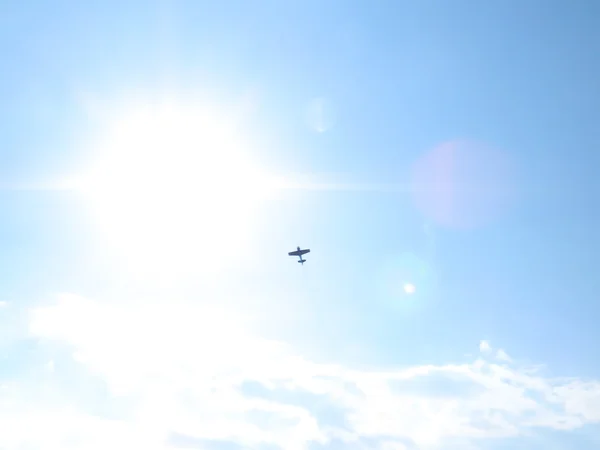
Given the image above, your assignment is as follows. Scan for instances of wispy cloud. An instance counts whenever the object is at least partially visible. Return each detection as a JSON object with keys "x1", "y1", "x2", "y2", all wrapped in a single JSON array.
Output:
[
  {"x1": 0, "y1": 294, "x2": 598, "y2": 449},
  {"x1": 479, "y1": 340, "x2": 491, "y2": 353},
  {"x1": 496, "y1": 349, "x2": 512, "y2": 362}
]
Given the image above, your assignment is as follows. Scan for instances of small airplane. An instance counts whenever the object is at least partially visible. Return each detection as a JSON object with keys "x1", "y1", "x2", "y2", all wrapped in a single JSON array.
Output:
[{"x1": 288, "y1": 246, "x2": 310, "y2": 265}]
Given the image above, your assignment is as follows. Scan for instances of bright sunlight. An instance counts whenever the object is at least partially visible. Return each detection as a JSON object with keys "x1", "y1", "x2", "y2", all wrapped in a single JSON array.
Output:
[{"x1": 77, "y1": 96, "x2": 276, "y2": 283}]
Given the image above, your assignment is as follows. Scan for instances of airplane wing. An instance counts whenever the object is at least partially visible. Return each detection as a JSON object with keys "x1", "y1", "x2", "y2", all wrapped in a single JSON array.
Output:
[{"x1": 289, "y1": 249, "x2": 310, "y2": 256}]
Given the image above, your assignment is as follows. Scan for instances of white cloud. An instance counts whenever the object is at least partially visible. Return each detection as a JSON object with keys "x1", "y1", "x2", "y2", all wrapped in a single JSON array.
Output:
[
  {"x1": 479, "y1": 340, "x2": 492, "y2": 353},
  {"x1": 496, "y1": 349, "x2": 512, "y2": 362},
  {"x1": 0, "y1": 301, "x2": 8, "y2": 308},
  {"x1": 45, "y1": 360, "x2": 55, "y2": 373},
  {"x1": 0, "y1": 293, "x2": 598, "y2": 450}
]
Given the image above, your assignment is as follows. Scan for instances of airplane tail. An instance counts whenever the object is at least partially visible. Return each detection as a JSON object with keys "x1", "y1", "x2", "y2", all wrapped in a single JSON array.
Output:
[{"x1": 298, "y1": 259, "x2": 305, "y2": 264}]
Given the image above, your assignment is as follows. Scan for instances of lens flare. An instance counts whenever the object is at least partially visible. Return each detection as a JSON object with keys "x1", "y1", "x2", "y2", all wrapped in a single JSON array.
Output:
[
  {"x1": 377, "y1": 253, "x2": 437, "y2": 310},
  {"x1": 403, "y1": 283, "x2": 416, "y2": 295},
  {"x1": 411, "y1": 140, "x2": 517, "y2": 229}
]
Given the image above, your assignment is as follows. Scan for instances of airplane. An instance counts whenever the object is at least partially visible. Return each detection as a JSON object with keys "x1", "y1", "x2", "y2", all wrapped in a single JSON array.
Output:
[{"x1": 288, "y1": 246, "x2": 310, "y2": 265}]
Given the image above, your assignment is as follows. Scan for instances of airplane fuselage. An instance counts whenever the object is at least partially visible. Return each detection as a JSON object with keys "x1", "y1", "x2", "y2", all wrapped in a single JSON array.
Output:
[{"x1": 289, "y1": 246, "x2": 310, "y2": 265}]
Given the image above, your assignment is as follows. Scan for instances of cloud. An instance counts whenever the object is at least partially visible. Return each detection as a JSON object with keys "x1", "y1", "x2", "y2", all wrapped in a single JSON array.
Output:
[
  {"x1": 0, "y1": 301, "x2": 8, "y2": 308},
  {"x1": 496, "y1": 349, "x2": 512, "y2": 362},
  {"x1": 479, "y1": 341, "x2": 511, "y2": 363},
  {"x1": 0, "y1": 293, "x2": 599, "y2": 449},
  {"x1": 479, "y1": 340, "x2": 491, "y2": 353}
]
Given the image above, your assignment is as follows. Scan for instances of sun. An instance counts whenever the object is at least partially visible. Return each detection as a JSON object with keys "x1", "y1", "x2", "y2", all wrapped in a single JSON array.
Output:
[{"x1": 77, "y1": 97, "x2": 275, "y2": 283}]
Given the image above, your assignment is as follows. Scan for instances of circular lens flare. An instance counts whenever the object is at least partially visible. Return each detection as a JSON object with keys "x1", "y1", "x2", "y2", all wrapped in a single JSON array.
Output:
[
  {"x1": 305, "y1": 97, "x2": 336, "y2": 133},
  {"x1": 377, "y1": 253, "x2": 437, "y2": 310},
  {"x1": 403, "y1": 283, "x2": 416, "y2": 295},
  {"x1": 411, "y1": 140, "x2": 517, "y2": 229}
]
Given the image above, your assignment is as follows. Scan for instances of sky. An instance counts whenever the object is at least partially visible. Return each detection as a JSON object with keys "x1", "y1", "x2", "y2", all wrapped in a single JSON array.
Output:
[{"x1": 1, "y1": 0, "x2": 600, "y2": 449}]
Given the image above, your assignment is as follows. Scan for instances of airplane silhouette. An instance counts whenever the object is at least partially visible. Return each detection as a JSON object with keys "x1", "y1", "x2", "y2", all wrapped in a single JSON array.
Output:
[{"x1": 288, "y1": 246, "x2": 310, "y2": 265}]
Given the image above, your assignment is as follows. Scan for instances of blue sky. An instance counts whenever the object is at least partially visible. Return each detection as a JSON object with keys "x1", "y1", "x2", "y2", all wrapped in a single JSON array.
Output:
[{"x1": 2, "y1": 0, "x2": 600, "y2": 448}]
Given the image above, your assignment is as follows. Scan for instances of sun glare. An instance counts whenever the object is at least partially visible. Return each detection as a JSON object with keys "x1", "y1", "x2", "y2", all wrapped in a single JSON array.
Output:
[{"x1": 78, "y1": 99, "x2": 274, "y2": 282}]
